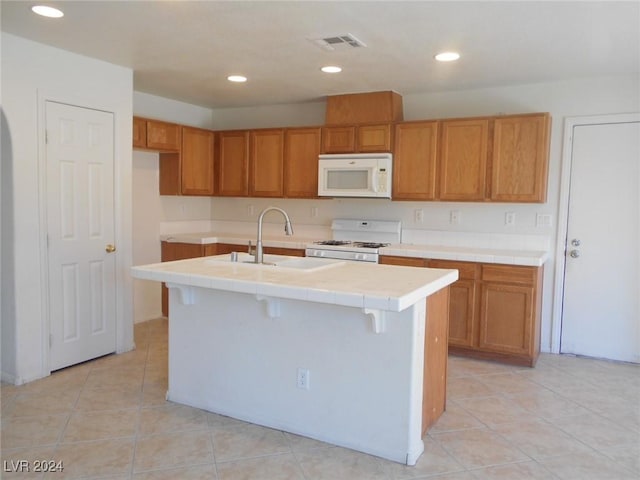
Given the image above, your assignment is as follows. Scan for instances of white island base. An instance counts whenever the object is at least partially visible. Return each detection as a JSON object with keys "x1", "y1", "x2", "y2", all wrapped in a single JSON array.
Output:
[{"x1": 164, "y1": 284, "x2": 449, "y2": 466}]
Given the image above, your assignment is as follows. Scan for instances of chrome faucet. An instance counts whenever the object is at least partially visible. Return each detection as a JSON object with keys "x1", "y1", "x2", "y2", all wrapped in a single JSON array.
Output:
[{"x1": 255, "y1": 206, "x2": 294, "y2": 264}]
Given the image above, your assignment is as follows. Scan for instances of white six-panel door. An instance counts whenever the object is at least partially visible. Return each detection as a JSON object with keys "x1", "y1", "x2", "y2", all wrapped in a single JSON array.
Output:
[
  {"x1": 561, "y1": 119, "x2": 639, "y2": 363},
  {"x1": 46, "y1": 101, "x2": 117, "y2": 371}
]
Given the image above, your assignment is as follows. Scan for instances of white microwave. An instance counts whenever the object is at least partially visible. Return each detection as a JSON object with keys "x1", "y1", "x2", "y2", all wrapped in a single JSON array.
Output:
[{"x1": 318, "y1": 153, "x2": 393, "y2": 198}]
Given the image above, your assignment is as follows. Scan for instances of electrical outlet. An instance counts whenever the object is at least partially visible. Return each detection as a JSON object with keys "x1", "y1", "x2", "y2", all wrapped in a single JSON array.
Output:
[
  {"x1": 247, "y1": 204, "x2": 255, "y2": 216},
  {"x1": 505, "y1": 212, "x2": 516, "y2": 226},
  {"x1": 450, "y1": 210, "x2": 460, "y2": 225},
  {"x1": 296, "y1": 368, "x2": 310, "y2": 390},
  {"x1": 536, "y1": 213, "x2": 552, "y2": 227},
  {"x1": 311, "y1": 207, "x2": 318, "y2": 218},
  {"x1": 414, "y1": 209, "x2": 424, "y2": 223}
]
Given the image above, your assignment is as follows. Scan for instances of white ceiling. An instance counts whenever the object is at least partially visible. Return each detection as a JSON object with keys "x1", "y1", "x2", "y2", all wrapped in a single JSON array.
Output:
[{"x1": 2, "y1": 1, "x2": 639, "y2": 109}]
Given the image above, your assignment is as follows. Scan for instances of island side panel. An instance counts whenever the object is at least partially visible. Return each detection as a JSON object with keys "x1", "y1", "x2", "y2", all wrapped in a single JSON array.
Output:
[
  {"x1": 422, "y1": 286, "x2": 450, "y2": 434},
  {"x1": 166, "y1": 286, "x2": 426, "y2": 465}
]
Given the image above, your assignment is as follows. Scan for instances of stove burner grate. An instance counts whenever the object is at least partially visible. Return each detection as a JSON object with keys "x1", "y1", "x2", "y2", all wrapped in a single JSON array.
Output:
[
  {"x1": 353, "y1": 242, "x2": 389, "y2": 249},
  {"x1": 315, "y1": 240, "x2": 352, "y2": 246}
]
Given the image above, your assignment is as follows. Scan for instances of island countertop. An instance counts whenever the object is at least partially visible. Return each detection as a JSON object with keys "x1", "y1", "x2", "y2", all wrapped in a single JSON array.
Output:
[{"x1": 132, "y1": 253, "x2": 459, "y2": 312}]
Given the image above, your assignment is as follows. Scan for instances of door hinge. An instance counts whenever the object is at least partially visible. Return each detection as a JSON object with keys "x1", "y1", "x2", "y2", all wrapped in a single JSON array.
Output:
[
  {"x1": 49, "y1": 334, "x2": 53, "y2": 348},
  {"x1": 45, "y1": 130, "x2": 48, "y2": 144}
]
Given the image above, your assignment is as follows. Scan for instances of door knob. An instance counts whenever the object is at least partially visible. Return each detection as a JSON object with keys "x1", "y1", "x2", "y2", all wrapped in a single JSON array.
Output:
[
  {"x1": 105, "y1": 244, "x2": 116, "y2": 253},
  {"x1": 569, "y1": 249, "x2": 580, "y2": 258},
  {"x1": 571, "y1": 239, "x2": 581, "y2": 247}
]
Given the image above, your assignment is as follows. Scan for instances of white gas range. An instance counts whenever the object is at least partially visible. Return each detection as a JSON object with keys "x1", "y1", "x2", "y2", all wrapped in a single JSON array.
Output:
[{"x1": 305, "y1": 219, "x2": 401, "y2": 263}]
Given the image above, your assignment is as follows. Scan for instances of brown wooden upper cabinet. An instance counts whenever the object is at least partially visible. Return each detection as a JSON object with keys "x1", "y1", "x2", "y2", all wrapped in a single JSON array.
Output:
[
  {"x1": 249, "y1": 129, "x2": 285, "y2": 197},
  {"x1": 490, "y1": 113, "x2": 551, "y2": 203},
  {"x1": 217, "y1": 130, "x2": 250, "y2": 197},
  {"x1": 132, "y1": 116, "x2": 147, "y2": 149},
  {"x1": 133, "y1": 117, "x2": 181, "y2": 152},
  {"x1": 322, "y1": 124, "x2": 392, "y2": 153},
  {"x1": 392, "y1": 113, "x2": 550, "y2": 203},
  {"x1": 392, "y1": 121, "x2": 439, "y2": 200},
  {"x1": 181, "y1": 126, "x2": 215, "y2": 196},
  {"x1": 284, "y1": 127, "x2": 322, "y2": 198},
  {"x1": 439, "y1": 119, "x2": 489, "y2": 201},
  {"x1": 325, "y1": 91, "x2": 403, "y2": 125}
]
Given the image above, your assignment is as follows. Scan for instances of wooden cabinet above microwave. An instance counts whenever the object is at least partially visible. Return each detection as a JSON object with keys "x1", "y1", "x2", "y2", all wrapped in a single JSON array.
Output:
[{"x1": 321, "y1": 124, "x2": 392, "y2": 154}]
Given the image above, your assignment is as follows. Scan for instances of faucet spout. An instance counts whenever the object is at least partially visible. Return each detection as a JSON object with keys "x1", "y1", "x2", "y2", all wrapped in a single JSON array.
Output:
[{"x1": 255, "y1": 207, "x2": 294, "y2": 264}]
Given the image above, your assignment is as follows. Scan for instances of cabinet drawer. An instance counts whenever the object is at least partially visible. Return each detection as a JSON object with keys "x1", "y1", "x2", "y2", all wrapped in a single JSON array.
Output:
[
  {"x1": 379, "y1": 255, "x2": 427, "y2": 267},
  {"x1": 428, "y1": 260, "x2": 479, "y2": 280},
  {"x1": 481, "y1": 264, "x2": 536, "y2": 285}
]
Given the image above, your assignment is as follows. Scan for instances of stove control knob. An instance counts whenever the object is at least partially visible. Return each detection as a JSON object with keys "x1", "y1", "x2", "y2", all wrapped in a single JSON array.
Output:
[{"x1": 355, "y1": 253, "x2": 365, "y2": 261}]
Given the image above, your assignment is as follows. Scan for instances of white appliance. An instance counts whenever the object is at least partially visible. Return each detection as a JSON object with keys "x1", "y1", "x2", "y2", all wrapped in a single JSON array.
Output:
[
  {"x1": 305, "y1": 219, "x2": 401, "y2": 263},
  {"x1": 318, "y1": 153, "x2": 392, "y2": 198}
]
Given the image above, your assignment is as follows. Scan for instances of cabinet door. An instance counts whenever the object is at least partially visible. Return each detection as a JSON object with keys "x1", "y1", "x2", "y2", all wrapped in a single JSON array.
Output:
[
  {"x1": 250, "y1": 129, "x2": 284, "y2": 197},
  {"x1": 146, "y1": 120, "x2": 181, "y2": 151},
  {"x1": 321, "y1": 126, "x2": 356, "y2": 153},
  {"x1": 479, "y1": 283, "x2": 534, "y2": 356},
  {"x1": 429, "y1": 260, "x2": 479, "y2": 348},
  {"x1": 218, "y1": 131, "x2": 249, "y2": 196},
  {"x1": 357, "y1": 124, "x2": 392, "y2": 152},
  {"x1": 133, "y1": 117, "x2": 147, "y2": 148},
  {"x1": 439, "y1": 119, "x2": 489, "y2": 201},
  {"x1": 491, "y1": 114, "x2": 550, "y2": 202},
  {"x1": 392, "y1": 121, "x2": 439, "y2": 200},
  {"x1": 284, "y1": 128, "x2": 322, "y2": 198},
  {"x1": 181, "y1": 126, "x2": 215, "y2": 195}
]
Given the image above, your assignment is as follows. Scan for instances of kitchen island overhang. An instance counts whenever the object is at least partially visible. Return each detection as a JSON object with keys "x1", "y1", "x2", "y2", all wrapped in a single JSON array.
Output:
[{"x1": 132, "y1": 254, "x2": 458, "y2": 465}]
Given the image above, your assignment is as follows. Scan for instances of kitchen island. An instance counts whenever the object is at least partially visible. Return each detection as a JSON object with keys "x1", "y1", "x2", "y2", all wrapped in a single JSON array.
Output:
[{"x1": 131, "y1": 253, "x2": 458, "y2": 465}]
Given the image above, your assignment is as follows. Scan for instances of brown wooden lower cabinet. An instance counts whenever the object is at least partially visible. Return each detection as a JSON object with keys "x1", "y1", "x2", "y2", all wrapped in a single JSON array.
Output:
[
  {"x1": 428, "y1": 260, "x2": 479, "y2": 350},
  {"x1": 422, "y1": 287, "x2": 449, "y2": 434},
  {"x1": 160, "y1": 241, "x2": 305, "y2": 316},
  {"x1": 379, "y1": 255, "x2": 542, "y2": 367}
]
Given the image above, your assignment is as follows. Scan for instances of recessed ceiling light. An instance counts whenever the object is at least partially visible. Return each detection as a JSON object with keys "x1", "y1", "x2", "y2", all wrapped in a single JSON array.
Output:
[
  {"x1": 31, "y1": 5, "x2": 64, "y2": 18},
  {"x1": 227, "y1": 75, "x2": 247, "y2": 83},
  {"x1": 434, "y1": 52, "x2": 460, "y2": 62},
  {"x1": 321, "y1": 66, "x2": 342, "y2": 73}
]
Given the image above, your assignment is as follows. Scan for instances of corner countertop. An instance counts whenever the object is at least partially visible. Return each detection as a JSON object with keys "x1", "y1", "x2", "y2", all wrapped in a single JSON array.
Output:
[
  {"x1": 160, "y1": 232, "x2": 549, "y2": 267},
  {"x1": 132, "y1": 254, "x2": 459, "y2": 312},
  {"x1": 380, "y1": 244, "x2": 549, "y2": 267}
]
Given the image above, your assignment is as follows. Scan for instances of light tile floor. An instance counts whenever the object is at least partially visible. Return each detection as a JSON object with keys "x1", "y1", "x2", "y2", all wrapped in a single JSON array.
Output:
[{"x1": 1, "y1": 318, "x2": 639, "y2": 479}]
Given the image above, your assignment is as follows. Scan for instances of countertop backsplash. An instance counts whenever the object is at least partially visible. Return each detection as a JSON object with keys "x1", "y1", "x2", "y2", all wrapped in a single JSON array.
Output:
[{"x1": 401, "y1": 229, "x2": 550, "y2": 252}]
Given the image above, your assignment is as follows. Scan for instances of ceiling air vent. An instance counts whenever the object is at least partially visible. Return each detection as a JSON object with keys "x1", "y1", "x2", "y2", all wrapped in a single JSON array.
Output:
[{"x1": 309, "y1": 33, "x2": 367, "y2": 51}]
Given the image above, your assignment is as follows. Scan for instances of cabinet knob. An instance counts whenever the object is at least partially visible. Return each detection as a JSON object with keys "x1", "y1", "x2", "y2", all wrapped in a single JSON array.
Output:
[
  {"x1": 569, "y1": 249, "x2": 580, "y2": 258},
  {"x1": 571, "y1": 239, "x2": 581, "y2": 247}
]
